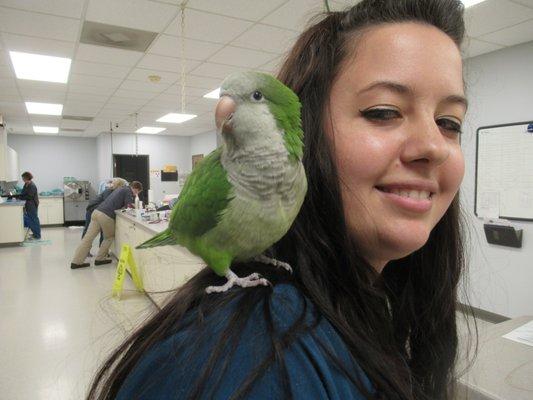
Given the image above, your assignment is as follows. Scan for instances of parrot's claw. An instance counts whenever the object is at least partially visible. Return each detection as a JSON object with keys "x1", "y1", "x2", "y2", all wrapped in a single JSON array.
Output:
[
  {"x1": 205, "y1": 270, "x2": 270, "y2": 294},
  {"x1": 253, "y1": 254, "x2": 293, "y2": 274}
]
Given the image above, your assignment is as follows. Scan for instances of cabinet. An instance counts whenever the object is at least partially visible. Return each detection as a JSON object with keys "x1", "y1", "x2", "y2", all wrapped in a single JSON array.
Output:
[
  {"x1": 0, "y1": 145, "x2": 19, "y2": 182},
  {"x1": 38, "y1": 197, "x2": 64, "y2": 225},
  {"x1": 0, "y1": 204, "x2": 25, "y2": 243}
]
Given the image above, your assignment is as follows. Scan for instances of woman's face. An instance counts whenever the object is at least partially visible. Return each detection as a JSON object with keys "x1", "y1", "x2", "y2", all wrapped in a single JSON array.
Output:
[{"x1": 327, "y1": 23, "x2": 466, "y2": 272}]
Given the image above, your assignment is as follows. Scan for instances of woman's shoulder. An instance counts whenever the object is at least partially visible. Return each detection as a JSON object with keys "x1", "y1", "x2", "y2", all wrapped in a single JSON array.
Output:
[{"x1": 116, "y1": 284, "x2": 372, "y2": 399}]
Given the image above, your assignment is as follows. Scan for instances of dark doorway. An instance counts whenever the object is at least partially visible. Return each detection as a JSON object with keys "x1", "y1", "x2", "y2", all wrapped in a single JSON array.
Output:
[{"x1": 113, "y1": 154, "x2": 149, "y2": 204}]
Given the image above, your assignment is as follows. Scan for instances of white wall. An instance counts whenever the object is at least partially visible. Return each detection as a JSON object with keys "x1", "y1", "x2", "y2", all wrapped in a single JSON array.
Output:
[
  {"x1": 461, "y1": 40, "x2": 533, "y2": 317},
  {"x1": 96, "y1": 132, "x2": 191, "y2": 203},
  {"x1": 190, "y1": 131, "x2": 218, "y2": 157},
  {"x1": 7, "y1": 135, "x2": 98, "y2": 192}
]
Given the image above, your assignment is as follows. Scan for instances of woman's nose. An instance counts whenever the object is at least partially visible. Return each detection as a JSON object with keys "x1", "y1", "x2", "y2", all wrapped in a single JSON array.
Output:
[{"x1": 400, "y1": 117, "x2": 450, "y2": 166}]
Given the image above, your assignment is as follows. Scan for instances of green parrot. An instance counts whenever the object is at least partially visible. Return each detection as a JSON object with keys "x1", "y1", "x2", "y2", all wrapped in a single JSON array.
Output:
[{"x1": 137, "y1": 71, "x2": 307, "y2": 294}]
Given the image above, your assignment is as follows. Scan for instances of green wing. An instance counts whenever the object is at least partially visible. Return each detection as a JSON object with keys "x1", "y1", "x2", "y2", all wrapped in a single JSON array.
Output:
[{"x1": 171, "y1": 147, "x2": 233, "y2": 239}]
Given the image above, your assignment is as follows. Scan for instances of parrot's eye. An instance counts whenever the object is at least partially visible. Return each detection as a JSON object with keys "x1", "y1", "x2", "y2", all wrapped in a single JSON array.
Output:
[{"x1": 251, "y1": 91, "x2": 263, "y2": 101}]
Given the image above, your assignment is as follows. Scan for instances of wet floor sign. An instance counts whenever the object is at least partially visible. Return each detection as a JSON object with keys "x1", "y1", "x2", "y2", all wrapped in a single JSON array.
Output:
[{"x1": 112, "y1": 244, "x2": 144, "y2": 299}]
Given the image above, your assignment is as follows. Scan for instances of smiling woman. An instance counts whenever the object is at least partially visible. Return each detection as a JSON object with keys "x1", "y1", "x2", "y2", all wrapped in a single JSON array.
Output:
[{"x1": 88, "y1": 1, "x2": 472, "y2": 399}]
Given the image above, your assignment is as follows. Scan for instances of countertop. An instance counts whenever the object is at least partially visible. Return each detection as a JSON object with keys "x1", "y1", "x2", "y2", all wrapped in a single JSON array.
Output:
[
  {"x1": 115, "y1": 209, "x2": 169, "y2": 234},
  {"x1": 40, "y1": 195, "x2": 64, "y2": 199},
  {"x1": 0, "y1": 200, "x2": 25, "y2": 207}
]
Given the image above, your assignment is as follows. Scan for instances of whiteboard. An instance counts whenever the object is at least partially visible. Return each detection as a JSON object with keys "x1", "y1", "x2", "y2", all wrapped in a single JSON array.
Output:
[{"x1": 475, "y1": 121, "x2": 533, "y2": 221}]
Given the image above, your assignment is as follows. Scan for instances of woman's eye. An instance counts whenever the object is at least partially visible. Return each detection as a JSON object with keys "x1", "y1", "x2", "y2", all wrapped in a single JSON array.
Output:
[
  {"x1": 436, "y1": 118, "x2": 462, "y2": 134},
  {"x1": 360, "y1": 108, "x2": 401, "y2": 121}
]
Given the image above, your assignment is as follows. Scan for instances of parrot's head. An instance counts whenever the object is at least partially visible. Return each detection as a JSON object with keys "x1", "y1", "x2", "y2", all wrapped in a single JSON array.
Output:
[{"x1": 215, "y1": 71, "x2": 303, "y2": 161}]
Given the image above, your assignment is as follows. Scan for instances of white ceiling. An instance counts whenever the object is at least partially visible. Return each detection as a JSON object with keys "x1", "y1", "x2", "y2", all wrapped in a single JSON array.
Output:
[{"x1": 0, "y1": 0, "x2": 532, "y2": 138}]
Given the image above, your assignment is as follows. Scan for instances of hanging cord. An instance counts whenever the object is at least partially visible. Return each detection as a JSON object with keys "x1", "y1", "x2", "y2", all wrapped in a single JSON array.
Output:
[
  {"x1": 134, "y1": 113, "x2": 139, "y2": 156},
  {"x1": 324, "y1": 0, "x2": 331, "y2": 12},
  {"x1": 179, "y1": 1, "x2": 189, "y2": 113}
]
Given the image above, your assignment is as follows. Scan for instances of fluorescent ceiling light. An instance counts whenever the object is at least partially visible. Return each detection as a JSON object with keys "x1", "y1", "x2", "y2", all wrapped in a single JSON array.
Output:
[
  {"x1": 33, "y1": 126, "x2": 59, "y2": 134},
  {"x1": 461, "y1": 0, "x2": 487, "y2": 7},
  {"x1": 136, "y1": 126, "x2": 166, "y2": 134},
  {"x1": 9, "y1": 51, "x2": 71, "y2": 83},
  {"x1": 157, "y1": 113, "x2": 197, "y2": 124},
  {"x1": 25, "y1": 102, "x2": 63, "y2": 116},
  {"x1": 203, "y1": 88, "x2": 220, "y2": 99}
]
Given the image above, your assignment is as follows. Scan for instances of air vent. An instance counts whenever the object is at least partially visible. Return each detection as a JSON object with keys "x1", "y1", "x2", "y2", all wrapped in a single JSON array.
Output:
[
  {"x1": 61, "y1": 128, "x2": 85, "y2": 132},
  {"x1": 62, "y1": 115, "x2": 94, "y2": 121},
  {"x1": 80, "y1": 21, "x2": 157, "y2": 52}
]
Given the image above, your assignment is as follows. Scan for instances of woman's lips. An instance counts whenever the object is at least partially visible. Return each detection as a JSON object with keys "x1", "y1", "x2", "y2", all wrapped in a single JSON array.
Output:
[{"x1": 375, "y1": 186, "x2": 433, "y2": 213}]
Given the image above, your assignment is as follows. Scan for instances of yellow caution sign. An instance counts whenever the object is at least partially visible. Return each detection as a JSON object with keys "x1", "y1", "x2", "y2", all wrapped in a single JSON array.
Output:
[{"x1": 112, "y1": 244, "x2": 144, "y2": 299}]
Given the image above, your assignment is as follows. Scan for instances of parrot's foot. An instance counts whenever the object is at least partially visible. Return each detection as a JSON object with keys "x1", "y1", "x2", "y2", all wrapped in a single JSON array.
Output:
[
  {"x1": 253, "y1": 254, "x2": 293, "y2": 274},
  {"x1": 205, "y1": 270, "x2": 270, "y2": 294}
]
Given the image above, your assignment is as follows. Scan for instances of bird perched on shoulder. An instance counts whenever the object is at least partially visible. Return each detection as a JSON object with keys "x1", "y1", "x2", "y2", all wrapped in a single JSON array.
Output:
[{"x1": 137, "y1": 71, "x2": 307, "y2": 294}]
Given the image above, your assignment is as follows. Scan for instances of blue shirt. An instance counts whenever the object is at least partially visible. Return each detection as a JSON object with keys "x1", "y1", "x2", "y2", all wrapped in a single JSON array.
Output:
[{"x1": 116, "y1": 284, "x2": 373, "y2": 399}]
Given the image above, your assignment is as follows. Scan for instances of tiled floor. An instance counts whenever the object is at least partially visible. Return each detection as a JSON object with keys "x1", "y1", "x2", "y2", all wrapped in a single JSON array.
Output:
[{"x1": 0, "y1": 227, "x2": 155, "y2": 400}]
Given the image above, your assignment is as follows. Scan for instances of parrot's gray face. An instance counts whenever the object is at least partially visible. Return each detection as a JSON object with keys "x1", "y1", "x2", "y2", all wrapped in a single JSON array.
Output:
[{"x1": 215, "y1": 72, "x2": 286, "y2": 154}]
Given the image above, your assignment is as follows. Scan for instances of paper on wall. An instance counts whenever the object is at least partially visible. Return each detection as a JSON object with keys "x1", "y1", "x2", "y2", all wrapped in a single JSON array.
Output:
[
  {"x1": 477, "y1": 191, "x2": 500, "y2": 218},
  {"x1": 503, "y1": 320, "x2": 533, "y2": 347}
]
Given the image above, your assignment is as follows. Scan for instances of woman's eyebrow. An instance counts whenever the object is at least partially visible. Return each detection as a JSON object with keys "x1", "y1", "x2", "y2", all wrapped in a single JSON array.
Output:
[{"x1": 357, "y1": 80, "x2": 468, "y2": 110}]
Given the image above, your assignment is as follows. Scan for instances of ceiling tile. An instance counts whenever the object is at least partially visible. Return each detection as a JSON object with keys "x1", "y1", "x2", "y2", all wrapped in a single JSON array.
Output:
[
  {"x1": 261, "y1": 0, "x2": 324, "y2": 32},
  {"x1": 59, "y1": 131, "x2": 86, "y2": 137},
  {"x1": 479, "y1": 19, "x2": 533, "y2": 46},
  {"x1": 187, "y1": 0, "x2": 287, "y2": 21},
  {"x1": 127, "y1": 67, "x2": 179, "y2": 84},
  {"x1": 106, "y1": 95, "x2": 149, "y2": 105},
  {"x1": 118, "y1": 79, "x2": 171, "y2": 93},
  {"x1": 184, "y1": 74, "x2": 222, "y2": 89},
  {"x1": 68, "y1": 83, "x2": 116, "y2": 96},
  {"x1": 66, "y1": 92, "x2": 111, "y2": 103},
  {"x1": 462, "y1": 37, "x2": 504, "y2": 58},
  {"x1": 0, "y1": 64, "x2": 14, "y2": 78},
  {"x1": 465, "y1": 0, "x2": 533, "y2": 37},
  {"x1": 509, "y1": 0, "x2": 533, "y2": 8},
  {"x1": 0, "y1": 101, "x2": 26, "y2": 117},
  {"x1": 231, "y1": 24, "x2": 297, "y2": 54},
  {"x1": 0, "y1": 77, "x2": 17, "y2": 89},
  {"x1": 5, "y1": 118, "x2": 32, "y2": 133},
  {"x1": 165, "y1": 9, "x2": 253, "y2": 43},
  {"x1": 85, "y1": 0, "x2": 177, "y2": 32},
  {"x1": 0, "y1": 0, "x2": 85, "y2": 18},
  {"x1": 190, "y1": 62, "x2": 250, "y2": 79},
  {"x1": 113, "y1": 89, "x2": 157, "y2": 100},
  {"x1": 0, "y1": 6, "x2": 80, "y2": 42},
  {"x1": 19, "y1": 88, "x2": 67, "y2": 103},
  {"x1": 330, "y1": 0, "x2": 363, "y2": 11},
  {"x1": 62, "y1": 105, "x2": 101, "y2": 117},
  {"x1": 208, "y1": 46, "x2": 275, "y2": 68},
  {"x1": 76, "y1": 43, "x2": 144, "y2": 66},
  {"x1": 60, "y1": 119, "x2": 91, "y2": 129},
  {"x1": 1, "y1": 33, "x2": 75, "y2": 58},
  {"x1": 258, "y1": 56, "x2": 283, "y2": 74},
  {"x1": 148, "y1": 35, "x2": 223, "y2": 61},
  {"x1": 29, "y1": 115, "x2": 62, "y2": 125},
  {"x1": 69, "y1": 74, "x2": 123, "y2": 88},
  {"x1": 137, "y1": 54, "x2": 201, "y2": 73},
  {"x1": 0, "y1": 92, "x2": 20, "y2": 102},
  {"x1": 71, "y1": 60, "x2": 132, "y2": 79},
  {"x1": 164, "y1": 84, "x2": 212, "y2": 98}
]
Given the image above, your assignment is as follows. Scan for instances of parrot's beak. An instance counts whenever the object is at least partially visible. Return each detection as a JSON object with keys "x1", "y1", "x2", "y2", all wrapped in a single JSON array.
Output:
[{"x1": 215, "y1": 95, "x2": 236, "y2": 134}]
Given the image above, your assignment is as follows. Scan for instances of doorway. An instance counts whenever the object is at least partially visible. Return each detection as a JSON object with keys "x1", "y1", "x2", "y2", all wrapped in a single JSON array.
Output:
[{"x1": 113, "y1": 154, "x2": 149, "y2": 204}]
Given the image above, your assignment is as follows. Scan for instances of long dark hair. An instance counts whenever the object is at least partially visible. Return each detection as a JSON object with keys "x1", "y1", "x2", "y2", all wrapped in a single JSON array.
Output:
[{"x1": 88, "y1": 1, "x2": 471, "y2": 399}]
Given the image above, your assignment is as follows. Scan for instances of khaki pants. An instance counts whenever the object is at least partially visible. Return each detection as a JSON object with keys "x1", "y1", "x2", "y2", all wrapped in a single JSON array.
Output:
[{"x1": 72, "y1": 210, "x2": 115, "y2": 264}]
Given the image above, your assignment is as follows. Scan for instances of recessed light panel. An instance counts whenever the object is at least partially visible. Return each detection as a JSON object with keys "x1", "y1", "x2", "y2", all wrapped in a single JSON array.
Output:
[
  {"x1": 203, "y1": 88, "x2": 220, "y2": 99},
  {"x1": 25, "y1": 102, "x2": 63, "y2": 116},
  {"x1": 33, "y1": 126, "x2": 59, "y2": 134},
  {"x1": 156, "y1": 113, "x2": 197, "y2": 124},
  {"x1": 10, "y1": 51, "x2": 71, "y2": 83},
  {"x1": 136, "y1": 126, "x2": 166, "y2": 134}
]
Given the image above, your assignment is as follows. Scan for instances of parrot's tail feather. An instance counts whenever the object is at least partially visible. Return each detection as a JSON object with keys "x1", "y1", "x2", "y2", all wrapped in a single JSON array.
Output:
[{"x1": 136, "y1": 229, "x2": 177, "y2": 249}]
